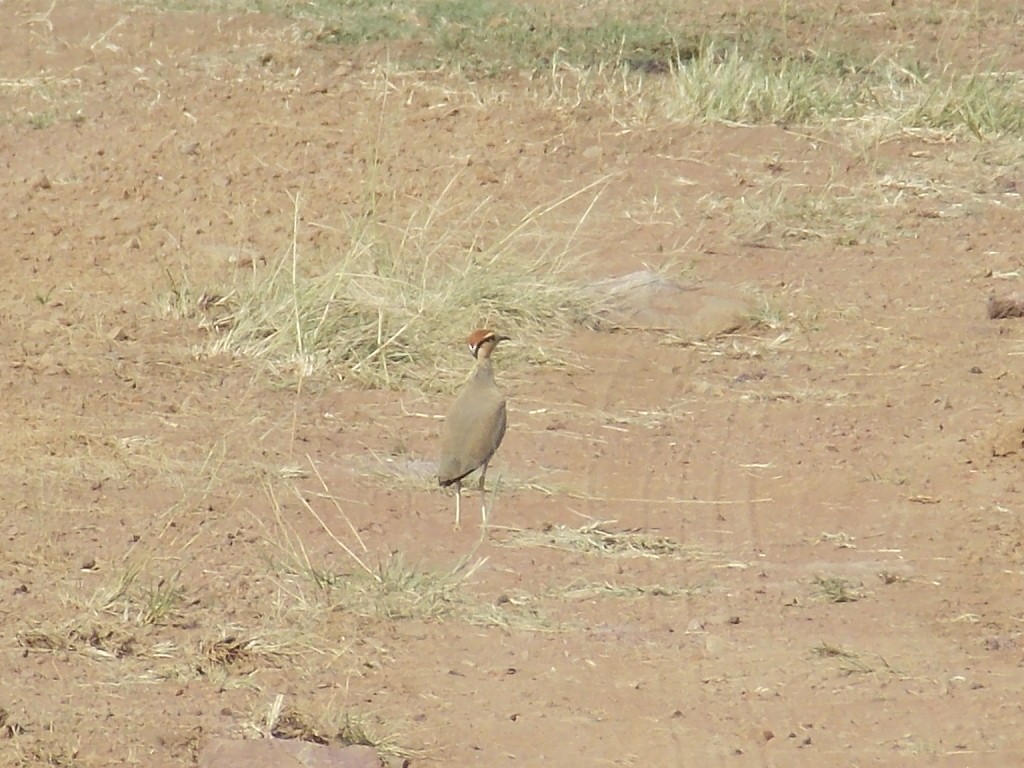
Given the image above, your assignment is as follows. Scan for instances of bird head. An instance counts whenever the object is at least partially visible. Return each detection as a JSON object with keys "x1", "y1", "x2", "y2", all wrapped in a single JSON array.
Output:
[{"x1": 467, "y1": 329, "x2": 510, "y2": 359}]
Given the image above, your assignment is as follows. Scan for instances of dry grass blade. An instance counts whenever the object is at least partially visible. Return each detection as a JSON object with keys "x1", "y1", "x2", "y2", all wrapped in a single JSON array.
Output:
[{"x1": 494, "y1": 520, "x2": 692, "y2": 558}]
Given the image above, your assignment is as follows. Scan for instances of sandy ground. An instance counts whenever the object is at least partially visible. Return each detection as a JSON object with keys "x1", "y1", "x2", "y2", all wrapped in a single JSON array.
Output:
[{"x1": 3, "y1": 1, "x2": 1024, "y2": 765}]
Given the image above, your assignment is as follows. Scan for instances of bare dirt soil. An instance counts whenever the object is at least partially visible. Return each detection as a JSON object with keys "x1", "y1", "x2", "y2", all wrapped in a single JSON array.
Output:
[{"x1": 3, "y1": 1, "x2": 1024, "y2": 766}]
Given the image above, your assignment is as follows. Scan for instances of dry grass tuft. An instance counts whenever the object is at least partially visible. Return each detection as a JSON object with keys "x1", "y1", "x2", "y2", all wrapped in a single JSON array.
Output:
[
  {"x1": 811, "y1": 642, "x2": 882, "y2": 676},
  {"x1": 555, "y1": 580, "x2": 700, "y2": 599},
  {"x1": 199, "y1": 633, "x2": 297, "y2": 669},
  {"x1": 329, "y1": 554, "x2": 483, "y2": 621},
  {"x1": 465, "y1": 590, "x2": 560, "y2": 632},
  {"x1": 259, "y1": 698, "x2": 418, "y2": 760},
  {"x1": 17, "y1": 622, "x2": 141, "y2": 660},
  {"x1": 88, "y1": 562, "x2": 186, "y2": 626},
  {"x1": 812, "y1": 576, "x2": 861, "y2": 603},
  {"x1": 495, "y1": 520, "x2": 694, "y2": 559},
  {"x1": 666, "y1": 45, "x2": 1024, "y2": 139},
  {"x1": 166, "y1": 181, "x2": 615, "y2": 391}
]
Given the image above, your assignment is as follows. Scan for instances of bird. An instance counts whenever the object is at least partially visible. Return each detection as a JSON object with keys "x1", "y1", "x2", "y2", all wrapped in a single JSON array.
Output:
[{"x1": 438, "y1": 329, "x2": 510, "y2": 529}]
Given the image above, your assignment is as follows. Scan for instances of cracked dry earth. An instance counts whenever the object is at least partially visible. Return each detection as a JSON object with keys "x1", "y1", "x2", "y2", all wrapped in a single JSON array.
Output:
[{"x1": 3, "y1": 1, "x2": 1024, "y2": 766}]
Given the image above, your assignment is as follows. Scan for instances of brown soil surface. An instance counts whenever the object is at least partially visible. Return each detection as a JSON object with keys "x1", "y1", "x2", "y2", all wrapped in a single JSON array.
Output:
[{"x1": 3, "y1": 1, "x2": 1024, "y2": 766}]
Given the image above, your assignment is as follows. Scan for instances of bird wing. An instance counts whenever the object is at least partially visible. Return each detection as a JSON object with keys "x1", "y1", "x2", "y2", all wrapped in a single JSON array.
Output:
[{"x1": 438, "y1": 393, "x2": 507, "y2": 486}]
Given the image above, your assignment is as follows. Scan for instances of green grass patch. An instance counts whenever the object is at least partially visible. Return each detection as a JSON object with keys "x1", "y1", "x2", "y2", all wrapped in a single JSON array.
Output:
[
  {"x1": 410, "y1": 0, "x2": 694, "y2": 76},
  {"x1": 666, "y1": 45, "x2": 1024, "y2": 138},
  {"x1": 310, "y1": 0, "x2": 698, "y2": 74},
  {"x1": 159, "y1": 0, "x2": 697, "y2": 74}
]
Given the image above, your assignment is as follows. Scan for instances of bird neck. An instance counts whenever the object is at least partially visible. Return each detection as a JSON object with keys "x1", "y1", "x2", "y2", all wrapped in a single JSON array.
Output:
[{"x1": 472, "y1": 357, "x2": 495, "y2": 382}]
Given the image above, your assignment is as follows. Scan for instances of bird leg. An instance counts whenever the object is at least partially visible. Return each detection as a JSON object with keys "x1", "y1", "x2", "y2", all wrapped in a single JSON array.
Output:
[
  {"x1": 454, "y1": 480, "x2": 463, "y2": 530},
  {"x1": 478, "y1": 461, "x2": 490, "y2": 527}
]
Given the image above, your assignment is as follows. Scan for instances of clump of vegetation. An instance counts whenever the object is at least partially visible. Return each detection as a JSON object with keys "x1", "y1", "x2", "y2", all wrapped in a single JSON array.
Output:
[
  {"x1": 666, "y1": 45, "x2": 1024, "y2": 137},
  {"x1": 165, "y1": 184, "x2": 614, "y2": 390},
  {"x1": 812, "y1": 576, "x2": 860, "y2": 603},
  {"x1": 811, "y1": 642, "x2": 876, "y2": 675},
  {"x1": 310, "y1": 0, "x2": 695, "y2": 75},
  {"x1": 260, "y1": 696, "x2": 418, "y2": 761},
  {"x1": 497, "y1": 520, "x2": 692, "y2": 558}
]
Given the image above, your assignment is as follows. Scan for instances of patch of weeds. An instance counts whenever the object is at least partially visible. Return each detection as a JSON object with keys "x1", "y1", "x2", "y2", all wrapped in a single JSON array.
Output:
[
  {"x1": 466, "y1": 590, "x2": 559, "y2": 631},
  {"x1": 886, "y1": 64, "x2": 1024, "y2": 138},
  {"x1": 199, "y1": 633, "x2": 297, "y2": 671},
  {"x1": 711, "y1": 179, "x2": 884, "y2": 247},
  {"x1": 496, "y1": 520, "x2": 690, "y2": 558},
  {"x1": 556, "y1": 580, "x2": 698, "y2": 599},
  {"x1": 172, "y1": 183, "x2": 615, "y2": 391},
  {"x1": 260, "y1": 476, "x2": 557, "y2": 630},
  {"x1": 744, "y1": 294, "x2": 786, "y2": 332},
  {"x1": 26, "y1": 110, "x2": 57, "y2": 129},
  {"x1": 668, "y1": 44, "x2": 869, "y2": 124},
  {"x1": 10, "y1": 738, "x2": 81, "y2": 768},
  {"x1": 17, "y1": 622, "x2": 140, "y2": 660},
  {"x1": 331, "y1": 554, "x2": 482, "y2": 621},
  {"x1": 307, "y1": 0, "x2": 697, "y2": 74},
  {"x1": 139, "y1": 576, "x2": 185, "y2": 625},
  {"x1": 811, "y1": 642, "x2": 875, "y2": 675},
  {"x1": 311, "y1": 0, "x2": 420, "y2": 46},
  {"x1": 666, "y1": 44, "x2": 1024, "y2": 138},
  {"x1": 90, "y1": 562, "x2": 186, "y2": 626},
  {"x1": 421, "y1": 0, "x2": 695, "y2": 75},
  {"x1": 812, "y1": 576, "x2": 860, "y2": 604},
  {"x1": 33, "y1": 285, "x2": 57, "y2": 305},
  {"x1": 157, "y1": 271, "x2": 235, "y2": 328},
  {"x1": 262, "y1": 697, "x2": 418, "y2": 761},
  {"x1": 818, "y1": 531, "x2": 857, "y2": 549}
]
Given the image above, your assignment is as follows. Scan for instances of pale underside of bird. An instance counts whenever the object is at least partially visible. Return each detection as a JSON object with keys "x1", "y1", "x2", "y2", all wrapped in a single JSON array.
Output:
[{"x1": 438, "y1": 329, "x2": 509, "y2": 528}]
